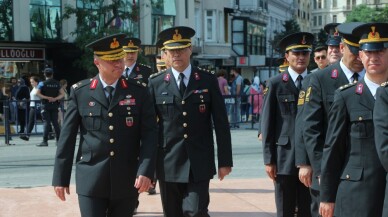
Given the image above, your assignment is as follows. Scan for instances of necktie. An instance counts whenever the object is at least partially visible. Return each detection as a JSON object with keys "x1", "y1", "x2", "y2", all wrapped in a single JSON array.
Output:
[
  {"x1": 296, "y1": 75, "x2": 303, "y2": 91},
  {"x1": 125, "y1": 67, "x2": 130, "y2": 78},
  {"x1": 105, "y1": 86, "x2": 114, "y2": 104},
  {"x1": 179, "y1": 73, "x2": 186, "y2": 96},
  {"x1": 352, "y1": 73, "x2": 359, "y2": 83}
]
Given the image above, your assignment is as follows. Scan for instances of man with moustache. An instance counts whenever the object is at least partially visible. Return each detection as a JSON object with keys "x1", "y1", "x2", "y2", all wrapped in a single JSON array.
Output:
[
  {"x1": 261, "y1": 32, "x2": 313, "y2": 217},
  {"x1": 52, "y1": 34, "x2": 158, "y2": 217},
  {"x1": 319, "y1": 23, "x2": 388, "y2": 217},
  {"x1": 122, "y1": 37, "x2": 152, "y2": 84},
  {"x1": 324, "y1": 23, "x2": 343, "y2": 65},
  {"x1": 300, "y1": 22, "x2": 365, "y2": 217},
  {"x1": 148, "y1": 26, "x2": 233, "y2": 217}
]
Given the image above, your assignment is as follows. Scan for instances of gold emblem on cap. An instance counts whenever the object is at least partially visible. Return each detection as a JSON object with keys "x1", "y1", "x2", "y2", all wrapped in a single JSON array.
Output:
[
  {"x1": 128, "y1": 40, "x2": 134, "y2": 47},
  {"x1": 110, "y1": 38, "x2": 120, "y2": 49},
  {"x1": 173, "y1": 29, "x2": 182, "y2": 40},
  {"x1": 334, "y1": 28, "x2": 339, "y2": 36},
  {"x1": 301, "y1": 35, "x2": 306, "y2": 44},
  {"x1": 368, "y1": 26, "x2": 380, "y2": 40}
]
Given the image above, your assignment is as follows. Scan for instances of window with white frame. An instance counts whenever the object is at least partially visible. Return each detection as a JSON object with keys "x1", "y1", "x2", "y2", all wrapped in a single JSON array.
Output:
[{"x1": 205, "y1": 10, "x2": 216, "y2": 42}]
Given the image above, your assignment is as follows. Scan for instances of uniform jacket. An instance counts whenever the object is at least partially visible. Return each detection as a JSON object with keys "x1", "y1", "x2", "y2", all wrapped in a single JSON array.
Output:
[
  {"x1": 320, "y1": 79, "x2": 385, "y2": 217},
  {"x1": 148, "y1": 66, "x2": 233, "y2": 183},
  {"x1": 302, "y1": 62, "x2": 349, "y2": 189},
  {"x1": 127, "y1": 63, "x2": 152, "y2": 84},
  {"x1": 52, "y1": 76, "x2": 158, "y2": 199},
  {"x1": 261, "y1": 70, "x2": 303, "y2": 175}
]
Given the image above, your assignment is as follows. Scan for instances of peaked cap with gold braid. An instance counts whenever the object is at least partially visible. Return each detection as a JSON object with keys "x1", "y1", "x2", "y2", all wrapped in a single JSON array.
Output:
[
  {"x1": 86, "y1": 33, "x2": 126, "y2": 61},
  {"x1": 278, "y1": 32, "x2": 314, "y2": 53},
  {"x1": 122, "y1": 37, "x2": 141, "y2": 52},
  {"x1": 353, "y1": 22, "x2": 388, "y2": 51},
  {"x1": 324, "y1": 23, "x2": 341, "y2": 46},
  {"x1": 337, "y1": 22, "x2": 365, "y2": 55},
  {"x1": 157, "y1": 26, "x2": 195, "y2": 50}
]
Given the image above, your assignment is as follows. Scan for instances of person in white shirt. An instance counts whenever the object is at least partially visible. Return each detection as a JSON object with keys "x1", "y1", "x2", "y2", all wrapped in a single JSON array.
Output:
[{"x1": 20, "y1": 76, "x2": 40, "y2": 141}]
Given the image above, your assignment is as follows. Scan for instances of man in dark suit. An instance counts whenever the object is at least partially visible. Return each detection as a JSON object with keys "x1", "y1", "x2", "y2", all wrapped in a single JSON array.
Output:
[
  {"x1": 320, "y1": 22, "x2": 388, "y2": 217},
  {"x1": 148, "y1": 26, "x2": 233, "y2": 217},
  {"x1": 52, "y1": 33, "x2": 158, "y2": 217},
  {"x1": 261, "y1": 32, "x2": 313, "y2": 217},
  {"x1": 301, "y1": 22, "x2": 365, "y2": 217},
  {"x1": 122, "y1": 37, "x2": 152, "y2": 84}
]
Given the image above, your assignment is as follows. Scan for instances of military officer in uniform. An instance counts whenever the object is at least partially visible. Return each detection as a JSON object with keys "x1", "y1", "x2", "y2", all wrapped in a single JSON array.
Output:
[
  {"x1": 148, "y1": 26, "x2": 233, "y2": 217},
  {"x1": 324, "y1": 23, "x2": 343, "y2": 64},
  {"x1": 52, "y1": 33, "x2": 158, "y2": 217},
  {"x1": 301, "y1": 22, "x2": 365, "y2": 217},
  {"x1": 319, "y1": 22, "x2": 388, "y2": 217},
  {"x1": 122, "y1": 37, "x2": 152, "y2": 84},
  {"x1": 261, "y1": 32, "x2": 313, "y2": 217}
]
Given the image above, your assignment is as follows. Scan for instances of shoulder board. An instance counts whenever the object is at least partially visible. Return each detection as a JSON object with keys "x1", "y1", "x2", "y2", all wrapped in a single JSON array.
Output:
[
  {"x1": 197, "y1": 67, "x2": 214, "y2": 74},
  {"x1": 71, "y1": 78, "x2": 92, "y2": 90},
  {"x1": 381, "y1": 81, "x2": 388, "y2": 87},
  {"x1": 125, "y1": 78, "x2": 147, "y2": 87},
  {"x1": 150, "y1": 69, "x2": 167, "y2": 78},
  {"x1": 139, "y1": 63, "x2": 151, "y2": 68},
  {"x1": 339, "y1": 82, "x2": 357, "y2": 91}
]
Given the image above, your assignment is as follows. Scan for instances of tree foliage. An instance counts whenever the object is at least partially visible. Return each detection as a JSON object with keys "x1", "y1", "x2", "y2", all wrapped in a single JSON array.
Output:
[
  {"x1": 345, "y1": 4, "x2": 388, "y2": 22},
  {"x1": 270, "y1": 19, "x2": 301, "y2": 54},
  {"x1": 62, "y1": 0, "x2": 138, "y2": 76},
  {"x1": 0, "y1": 0, "x2": 13, "y2": 41}
]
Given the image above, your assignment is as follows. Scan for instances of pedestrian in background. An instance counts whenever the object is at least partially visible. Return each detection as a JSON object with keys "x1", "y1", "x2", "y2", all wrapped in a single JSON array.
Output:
[
  {"x1": 229, "y1": 68, "x2": 243, "y2": 128},
  {"x1": 240, "y1": 78, "x2": 251, "y2": 122},
  {"x1": 15, "y1": 78, "x2": 30, "y2": 134},
  {"x1": 52, "y1": 33, "x2": 158, "y2": 217},
  {"x1": 20, "y1": 76, "x2": 40, "y2": 141},
  {"x1": 148, "y1": 26, "x2": 233, "y2": 217},
  {"x1": 249, "y1": 76, "x2": 263, "y2": 122},
  {"x1": 35, "y1": 68, "x2": 64, "y2": 147}
]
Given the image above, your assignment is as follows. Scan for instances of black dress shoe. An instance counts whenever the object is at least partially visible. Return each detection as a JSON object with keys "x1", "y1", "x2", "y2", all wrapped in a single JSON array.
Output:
[
  {"x1": 36, "y1": 141, "x2": 48, "y2": 147},
  {"x1": 19, "y1": 135, "x2": 29, "y2": 141}
]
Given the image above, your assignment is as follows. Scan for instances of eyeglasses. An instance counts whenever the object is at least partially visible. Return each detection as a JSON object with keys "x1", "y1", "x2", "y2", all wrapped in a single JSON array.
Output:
[{"x1": 315, "y1": 55, "x2": 326, "y2": 60}]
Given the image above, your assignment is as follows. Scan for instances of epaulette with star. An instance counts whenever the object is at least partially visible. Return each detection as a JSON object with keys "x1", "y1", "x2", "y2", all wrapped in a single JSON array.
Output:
[
  {"x1": 150, "y1": 69, "x2": 167, "y2": 78},
  {"x1": 71, "y1": 78, "x2": 92, "y2": 90},
  {"x1": 381, "y1": 81, "x2": 388, "y2": 87},
  {"x1": 125, "y1": 77, "x2": 147, "y2": 87},
  {"x1": 139, "y1": 63, "x2": 151, "y2": 69},
  {"x1": 198, "y1": 67, "x2": 214, "y2": 74},
  {"x1": 339, "y1": 82, "x2": 357, "y2": 91}
]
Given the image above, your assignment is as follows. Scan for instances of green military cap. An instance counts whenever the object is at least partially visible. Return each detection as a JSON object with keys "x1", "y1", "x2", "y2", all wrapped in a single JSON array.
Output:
[
  {"x1": 157, "y1": 26, "x2": 195, "y2": 50},
  {"x1": 324, "y1": 23, "x2": 341, "y2": 46},
  {"x1": 337, "y1": 22, "x2": 365, "y2": 55},
  {"x1": 278, "y1": 32, "x2": 314, "y2": 52},
  {"x1": 353, "y1": 23, "x2": 388, "y2": 51},
  {"x1": 86, "y1": 33, "x2": 126, "y2": 61},
  {"x1": 122, "y1": 37, "x2": 141, "y2": 53}
]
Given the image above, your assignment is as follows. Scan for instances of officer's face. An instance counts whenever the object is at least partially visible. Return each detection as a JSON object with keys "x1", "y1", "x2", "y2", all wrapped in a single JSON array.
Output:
[
  {"x1": 341, "y1": 43, "x2": 364, "y2": 73},
  {"x1": 123, "y1": 52, "x2": 138, "y2": 67},
  {"x1": 285, "y1": 50, "x2": 310, "y2": 74},
  {"x1": 359, "y1": 48, "x2": 388, "y2": 76},
  {"x1": 94, "y1": 57, "x2": 125, "y2": 83},
  {"x1": 327, "y1": 45, "x2": 342, "y2": 64},
  {"x1": 165, "y1": 47, "x2": 192, "y2": 72}
]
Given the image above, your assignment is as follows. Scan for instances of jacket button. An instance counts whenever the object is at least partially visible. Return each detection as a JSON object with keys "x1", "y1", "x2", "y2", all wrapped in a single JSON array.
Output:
[
  {"x1": 183, "y1": 112, "x2": 187, "y2": 116},
  {"x1": 184, "y1": 134, "x2": 188, "y2": 138},
  {"x1": 200, "y1": 95, "x2": 203, "y2": 99},
  {"x1": 109, "y1": 125, "x2": 114, "y2": 130},
  {"x1": 80, "y1": 156, "x2": 83, "y2": 160},
  {"x1": 182, "y1": 100, "x2": 185, "y2": 104},
  {"x1": 127, "y1": 107, "x2": 131, "y2": 110},
  {"x1": 358, "y1": 117, "x2": 363, "y2": 121},
  {"x1": 183, "y1": 123, "x2": 187, "y2": 127},
  {"x1": 110, "y1": 151, "x2": 115, "y2": 156},
  {"x1": 108, "y1": 113, "x2": 113, "y2": 117},
  {"x1": 89, "y1": 113, "x2": 92, "y2": 116},
  {"x1": 285, "y1": 99, "x2": 288, "y2": 102},
  {"x1": 346, "y1": 174, "x2": 350, "y2": 179},
  {"x1": 110, "y1": 138, "x2": 114, "y2": 143}
]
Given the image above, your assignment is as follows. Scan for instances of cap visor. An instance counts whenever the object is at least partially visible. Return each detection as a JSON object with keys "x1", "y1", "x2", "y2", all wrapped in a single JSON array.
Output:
[
  {"x1": 360, "y1": 43, "x2": 386, "y2": 51},
  {"x1": 348, "y1": 45, "x2": 360, "y2": 55}
]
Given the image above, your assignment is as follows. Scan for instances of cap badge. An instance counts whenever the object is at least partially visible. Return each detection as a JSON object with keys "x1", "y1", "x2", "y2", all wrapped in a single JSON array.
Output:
[
  {"x1": 110, "y1": 38, "x2": 120, "y2": 49},
  {"x1": 334, "y1": 28, "x2": 339, "y2": 36},
  {"x1": 301, "y1": 35, "x2": 306, "y2": 45},
  {"x1": 173, "y1": 29, "x2": 182, "y2": 40},
  {"x1": 128, "y1": 40, "x2": 134, "y2": 47},
  {"x1": 368, "y1": 26, "x2": 380, "y2": 39}
]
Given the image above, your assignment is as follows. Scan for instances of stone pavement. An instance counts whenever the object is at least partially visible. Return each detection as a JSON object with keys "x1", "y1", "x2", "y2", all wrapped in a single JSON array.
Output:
[{"x1": 0, "y1": 178, "x2": 276, "y2": 217}]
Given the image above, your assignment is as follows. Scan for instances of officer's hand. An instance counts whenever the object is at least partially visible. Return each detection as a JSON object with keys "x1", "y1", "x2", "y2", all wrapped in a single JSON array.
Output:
[
  {"x1": 319, "y1": 202, "x2": 335, "y2": 217},
  {"x1": 265, "y1": 164, "x2": 277, "y2": 181},
  {"x1": 54, "y1": 186, "x2": 70, "y2": 201},
  {"x1": 218, "y1": 167, "x2": 232, "y2": 181},
  {"x1": 298, "y1": 165, "x2": 312, "y2": 187},
  {"x1": 134, "y1": 175, "x2": 151, "y2": 193}
]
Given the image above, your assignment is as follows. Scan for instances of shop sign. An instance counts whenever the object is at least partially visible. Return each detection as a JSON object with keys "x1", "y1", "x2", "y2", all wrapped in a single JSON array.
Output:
[{"x1": 0, "y1": 47, "x2": 45, "y2": 60}]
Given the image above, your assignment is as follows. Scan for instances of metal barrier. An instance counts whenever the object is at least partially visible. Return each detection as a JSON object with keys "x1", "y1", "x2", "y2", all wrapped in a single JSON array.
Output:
[
  {"x1": 224, "y1": 94, "x2": 261, "y2": 130},
  {"x1": 1, "y1": 99, "x2": 67, "y2": 145}
]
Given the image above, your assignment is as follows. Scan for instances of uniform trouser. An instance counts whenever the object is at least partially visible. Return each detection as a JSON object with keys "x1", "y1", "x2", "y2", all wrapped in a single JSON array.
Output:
[
  {"x1": 310, "y1": 188, "x2": 320, "y2": 217},
  {"x1": 159, "y1": 179, "x2": 210, "y2": 217},
  {"x1": 274, "y1": 175, "x2": 312, "y2": 217},
  {"x1": 78, "y1": 194, "x2": 136, "y2": 217},
  {"x1": 41, "y1": 106, "x2": 60, "y2": 141}
]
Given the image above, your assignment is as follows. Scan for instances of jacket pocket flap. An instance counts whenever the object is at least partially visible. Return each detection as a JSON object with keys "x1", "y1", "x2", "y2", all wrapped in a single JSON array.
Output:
[
  {"x1": 278, "y1": 94, "x2": 295, "y2": 102},
  {"x1": 277, "y1": 136, "x2": 289, "y2": 145},
  {"x1": 340, "y1": 167, "x2": 363, "y2": 181},
  {"x1": 79, "y1": 106, "x2": 101, "y2": 117},
  {"x1": 349, "y1": 111, "x2": 372, "y2": 122},
  {"x1": 155, "y1": 96, "x2": 174, "y2": 105}
]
